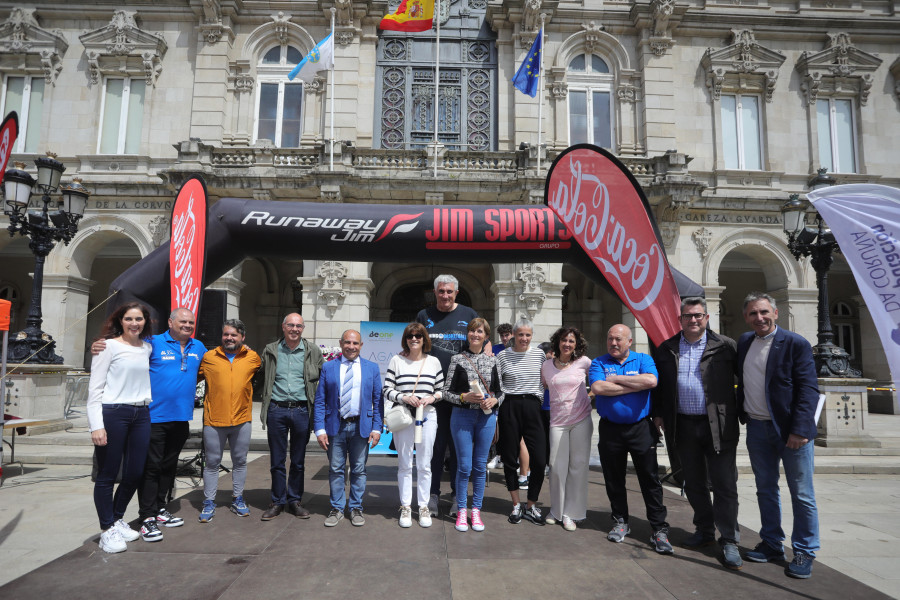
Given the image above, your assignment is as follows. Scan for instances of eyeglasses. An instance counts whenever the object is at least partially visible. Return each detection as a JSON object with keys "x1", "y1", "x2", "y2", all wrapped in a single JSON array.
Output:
[
  {"x1": 406, "y1": 333, "x2": 424, "y2": 340},
  {"x1": 284, "y1": 323, "x2": 305, "y2": 330},
  {"x1": 680, "y1": 313, "x2": 707, "y2": 321}
]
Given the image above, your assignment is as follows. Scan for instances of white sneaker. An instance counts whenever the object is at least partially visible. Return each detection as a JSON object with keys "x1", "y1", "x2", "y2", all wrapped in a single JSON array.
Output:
[
  {"x1": 418, "y1": 505, "x2": 433, "y2": 528},
  {"x1": 399, "y1": 505, "x2": 413, "y2": 528},
  {"x1": 113, "y1": 519, "x2": 140, "y2": 542},
  {"x1": 563, "y1": 515, "x2": 577, "y2": 531},
  {"x1": 448, "y1": 495, "x2": 458, "y2": 518},
  {"x1": 99, "y1": 527, "x2": 127, "y2": 553},
  {"x1": 487, "y1": 455, "x2": 501, "y2": 469}
]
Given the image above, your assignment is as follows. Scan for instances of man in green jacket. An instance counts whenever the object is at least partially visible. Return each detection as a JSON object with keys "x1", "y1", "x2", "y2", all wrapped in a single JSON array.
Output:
[{"x1": 258, "y1": 313, "x2": 324, "y2": 521}]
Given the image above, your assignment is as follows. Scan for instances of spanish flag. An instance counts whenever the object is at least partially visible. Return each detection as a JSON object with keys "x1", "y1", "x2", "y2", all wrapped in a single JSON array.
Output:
[{"x1": 379, "y1": 0, "x2": 434, "y2": 32}]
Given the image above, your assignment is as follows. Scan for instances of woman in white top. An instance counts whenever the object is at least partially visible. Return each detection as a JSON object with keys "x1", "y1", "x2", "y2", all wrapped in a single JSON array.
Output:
[
  {"x1": 383, "y1": 322, "x2": 444, "y2": 528},
  {"x1": 541, "y1": 327, "x2": 593, "y2": 531},
  {"x1": 87, "y1": 302, "x2": 153, "y2": 553}
]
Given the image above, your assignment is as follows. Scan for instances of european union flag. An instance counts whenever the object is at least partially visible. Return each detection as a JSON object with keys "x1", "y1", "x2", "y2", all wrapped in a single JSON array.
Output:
[{"x1": 512, "y1": 28, "x2": 542, "y2": 97}]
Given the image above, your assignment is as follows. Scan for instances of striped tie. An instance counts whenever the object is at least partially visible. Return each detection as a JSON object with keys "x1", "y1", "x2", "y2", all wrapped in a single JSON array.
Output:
[{"x1": 340, "y1": 360, "x2": 354, "y2": 418}]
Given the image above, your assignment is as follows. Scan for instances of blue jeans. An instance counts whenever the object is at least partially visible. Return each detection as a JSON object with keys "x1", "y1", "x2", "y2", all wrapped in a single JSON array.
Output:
[
  {"x1": 93, "y1": 403, "x2": 151, "y2": 529},
  {"x1": 746, "y1": 418, "x2": 820, "y2": 557},
  {"x1": 327, "y1": 419, "x2": 370, "y2": 511},
  {"x1": 266, "y1": 404, "x2": 310, "y2": 505},
  {"x1": 450, "y1": 407, "x2": 496, "y2": 510}
]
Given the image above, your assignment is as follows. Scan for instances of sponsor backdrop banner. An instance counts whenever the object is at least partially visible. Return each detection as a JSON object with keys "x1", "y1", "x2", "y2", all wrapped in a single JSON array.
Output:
[
  {"x1": 544, "y1": 145, "x2": 682, "y2": 346},
  {"x1": 809, "y1": 183, "x2": 900, "y2": 388},
  {"x1": 0, "y1": 111, "x2": 19, "y2": 178},
  {"x1": 360, "y1": 321, "x2": 407, "y2": 455},
  {"x1": 169, "y1": 177, "x2": 208, "y2": 330},
  {"x1": 110, "y1": 198, "x2": 703, "y2": 320}
]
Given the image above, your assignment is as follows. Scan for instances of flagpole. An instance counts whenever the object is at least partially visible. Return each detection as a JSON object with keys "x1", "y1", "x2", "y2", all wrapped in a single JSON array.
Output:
[
  {"x1": 433, "y1": 0, "x2": 440, "y2": 178},
  {"x1": 330, "y1": 8, "x2": 336, "y2": 171},
  {"x1": 536, "y1": 17, "x2": 544, "y2": 177}
]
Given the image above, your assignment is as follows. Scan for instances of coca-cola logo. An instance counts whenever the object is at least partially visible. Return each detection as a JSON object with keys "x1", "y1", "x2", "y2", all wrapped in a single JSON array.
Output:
[
  {"x1": 0, "y1": 112, "x2": 18, "y2": 176},
  {"x1": 170, "y1": 179, "x2": 206, "y2": 318},
  {"x1": 546, "y1": 146, "x2": 681, "y2": 345}
]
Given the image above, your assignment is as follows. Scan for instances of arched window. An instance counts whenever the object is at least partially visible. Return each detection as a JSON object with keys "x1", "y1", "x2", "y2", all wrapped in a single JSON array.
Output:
[
  {"x1": 255, "y1": 44, "x2": 305, "y2": 148},
  {"x1": 567, "y1": 53, "x2": 614, "y2": 149}
]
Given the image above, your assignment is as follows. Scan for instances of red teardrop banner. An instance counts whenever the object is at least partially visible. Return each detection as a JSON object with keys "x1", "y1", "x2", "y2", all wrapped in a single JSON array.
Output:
[
  {"x1": 169, "y1": 176, "x2": 208, "y2": 331},
  {"x1": 544, "y1": 145, "x2": 682, "y2": 346}
]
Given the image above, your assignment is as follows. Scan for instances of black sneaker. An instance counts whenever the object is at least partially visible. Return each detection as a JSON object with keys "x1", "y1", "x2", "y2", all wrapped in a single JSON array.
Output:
[
  {"x1": 522, "y1": 504, "x2": 546, "y2": 526},
  {"x1": 140, "y1": 518, "x2": 163, "y2": 542},
  {"x1": 156, "y1": 508, "x2": 184, "y2": 528},
  {"x1": 508, "y1": 503, "x2": 523, "y2": 524}
]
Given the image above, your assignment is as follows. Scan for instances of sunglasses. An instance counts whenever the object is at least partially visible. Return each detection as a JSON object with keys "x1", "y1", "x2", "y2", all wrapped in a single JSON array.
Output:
[{"x1": 406, "y1": 333, "x2": 424, "y2": 340}]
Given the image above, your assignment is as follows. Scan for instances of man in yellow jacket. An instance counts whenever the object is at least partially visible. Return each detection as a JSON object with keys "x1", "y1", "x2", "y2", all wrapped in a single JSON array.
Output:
[{"x1": 197, "y1": 319, "x2": 261, "y2": 522}]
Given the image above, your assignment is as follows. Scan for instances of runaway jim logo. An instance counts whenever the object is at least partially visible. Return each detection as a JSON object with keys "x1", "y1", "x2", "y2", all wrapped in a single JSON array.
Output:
[{"x1": 240, "y1": 207, "x2": 572, "y2": 249}]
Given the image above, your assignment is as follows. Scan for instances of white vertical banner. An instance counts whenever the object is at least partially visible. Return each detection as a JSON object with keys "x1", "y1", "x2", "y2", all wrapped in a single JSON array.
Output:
[{"x1": 808, "y1": 183, "x2": 900, "y2": 389}]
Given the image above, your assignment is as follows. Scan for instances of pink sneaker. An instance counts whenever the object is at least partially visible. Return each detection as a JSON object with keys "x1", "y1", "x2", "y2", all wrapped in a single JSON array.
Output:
[
  {"x1": 470, "y1": 508, "x2": 485, "y2": 532},
  {"x1": 455, "y1": 508, "x2": 469, "y2": 532}
]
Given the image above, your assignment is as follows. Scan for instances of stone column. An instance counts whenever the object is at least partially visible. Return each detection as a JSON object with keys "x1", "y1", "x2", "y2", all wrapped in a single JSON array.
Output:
[
  {"x1": 40, "y1": 273, "x2": 95, "y2": 369},
  {"x1": 298, "y1": 260, "x2": 373, "y2": 345},
  {"x1": 207, "y1": 267, "x2": 246, "y2": 320},
  {"x1": 191, "y1": 12, "x2": 234, "y2": 143},
  {"x1": 775, "y1": 287, "x2": 818, "y2": 343},
  {"x1": 704, "y1": 285, "x2": 725, "y2": 335}
]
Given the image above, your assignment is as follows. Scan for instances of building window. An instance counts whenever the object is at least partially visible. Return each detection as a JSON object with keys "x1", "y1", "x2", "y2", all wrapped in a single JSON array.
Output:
[
  {"x1": 255, "y1": 45, "x2": 304, "y2": 148},
  {"x1": 567, "y1": 54, "x2": 613, "y2": 149},
  {"x1": 1, "y1": 75, "x2": 44, "y2": 153},
  {"x1": 720, "y1": 94, "x2": 762, "y2": 170},
  {"x1": 99, "y1": 77, "x2": 145, "y2": 154},
  {"x1": 816, "y1": 98, "x2": 856, "y2": 173}
]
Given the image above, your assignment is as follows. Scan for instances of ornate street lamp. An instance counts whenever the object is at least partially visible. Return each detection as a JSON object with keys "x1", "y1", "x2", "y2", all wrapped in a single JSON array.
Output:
[
  {"x1": 780, "y1": 169, "x2": 860, "y2": 378},
  {"x1": 2, "y1": 153, "x2": 88, "y2": 364}
]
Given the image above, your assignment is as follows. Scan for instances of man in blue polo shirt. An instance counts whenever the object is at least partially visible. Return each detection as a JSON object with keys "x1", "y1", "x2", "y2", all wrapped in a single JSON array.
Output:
[
  {"x1": 91, "y1": 308, "x2": 205, "y2": 542},
  {"x1": 590, "y1": 324, "x2": 672, "y2": 555}
]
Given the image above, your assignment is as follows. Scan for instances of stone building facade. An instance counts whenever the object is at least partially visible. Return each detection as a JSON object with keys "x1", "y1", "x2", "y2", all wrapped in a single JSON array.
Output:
[{"x1": 0, "y1": 1, "x2": 898, "y2": 390}]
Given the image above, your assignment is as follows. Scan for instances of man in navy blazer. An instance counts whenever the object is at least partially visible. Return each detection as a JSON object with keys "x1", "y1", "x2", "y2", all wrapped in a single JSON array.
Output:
[
  {"x1": 736, "y1": 292, "x2": 820, "y2": 579},
  {"x1": 314, "y1": 329, "x2": 383, "y2": 528}
]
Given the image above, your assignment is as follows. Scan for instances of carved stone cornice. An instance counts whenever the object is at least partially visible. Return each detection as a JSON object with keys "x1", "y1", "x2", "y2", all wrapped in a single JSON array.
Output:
[
  {"x1": 196, "y1": 0, "x2": 233, "y2": 45},
  {"x1": 523, "y1": 0, "x2": 543, "y2": 32},
  {"x1": 228, "y1": 60, "x2": 253, "y2": 93},
  {"x1": 581, "y1": 21, "x2": 605, "y2": 56},
  {"x1": 617, "y1": 83, "x2": 637, "y2": 104},
  {"x1": 0, "y1": 8, "x2": 68, "y2": 84},
  {"x1": 646, "y1": 151, "x2": 705, "y2": 223},
  {"x1": 796, "y1": 32, "x2": 882, "y2": 106},
  {"x1": 335, "y1": 0, "x2": 354, "y2": 27},
  {"x1": 701, "y1": 29, "x2": 786, "y2": 103},
  {"x1": 321, "y1": 185, "x2": 342, "y2": 203},
  {"x1": 316, "y1": 260, "x2": 348, "y2": 317},
  {"x1": 79, "y1": 10, "x2": 167, "y2": 86},
  {"x1": 517, "y1": 263, "x2": 546, "y2": 319},
  {"x1": 335, "y1": 27, "x2": 358, "y2": 47},
  {"x1": 148, "y1": 215, "x2": 170, "y2": 247},
  {"x1": 692, "y1": 226, "x2": 713, "y2": 259}
]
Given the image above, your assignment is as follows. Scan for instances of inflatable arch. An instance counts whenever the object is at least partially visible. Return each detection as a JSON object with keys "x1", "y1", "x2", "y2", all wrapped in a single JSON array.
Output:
[{"x1": 111, "y1": 198, "x2": 705, "y2": 325}]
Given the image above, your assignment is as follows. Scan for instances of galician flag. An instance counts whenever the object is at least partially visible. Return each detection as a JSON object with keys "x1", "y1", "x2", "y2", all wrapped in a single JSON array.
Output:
[
  {"x1": 379, "y1": 0, "x2": 434, "y2": 32},
  {"x1": 288, "y1": 33, "x2": 334, "y2": 83}
]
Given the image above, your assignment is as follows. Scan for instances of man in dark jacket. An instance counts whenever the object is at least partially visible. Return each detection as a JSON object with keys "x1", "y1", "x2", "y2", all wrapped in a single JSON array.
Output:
[{"x1": 652, "y1": 297, "x2": 741, "y2": 570}]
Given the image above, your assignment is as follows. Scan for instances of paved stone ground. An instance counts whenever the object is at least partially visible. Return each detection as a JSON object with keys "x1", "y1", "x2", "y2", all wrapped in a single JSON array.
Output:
[{"x1": 0, "y1": 453, "x2": 897, "y2": 600}]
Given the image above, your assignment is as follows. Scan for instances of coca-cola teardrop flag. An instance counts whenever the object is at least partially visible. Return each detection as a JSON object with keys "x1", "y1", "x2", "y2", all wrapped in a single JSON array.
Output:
[
  {"x1": 545, "y1": 145, "x2": 681, "y2": 346},
  {"x1": 169, "y1": 176, "x2": 208, "y2": 331},
  {"x1": 0, "y1": 111, "x2": 19, "y2": 177}
]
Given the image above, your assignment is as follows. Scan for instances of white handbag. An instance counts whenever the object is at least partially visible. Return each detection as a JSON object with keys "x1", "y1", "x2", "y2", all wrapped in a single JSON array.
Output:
[{"x1": 383, "y1": 358, "x2": 425, "y2": 433}]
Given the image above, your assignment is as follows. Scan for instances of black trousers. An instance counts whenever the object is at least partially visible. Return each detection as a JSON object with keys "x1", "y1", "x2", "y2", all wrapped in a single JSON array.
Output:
[
  {"x1": 430, "y1": 400, "x2": 457, "y2": 496},
  {"x1": 675, "y1": 414, "x2": 740, "y2": 543},
  {"x1": 498, "y1": 394, "x2": 547, "y2": 502},
  {"x1": 597, "y1": 418, "x2": 668, "y2": 531},
  {"x1": 138, "y1": 420, "x2": 190, "y2": 520}
]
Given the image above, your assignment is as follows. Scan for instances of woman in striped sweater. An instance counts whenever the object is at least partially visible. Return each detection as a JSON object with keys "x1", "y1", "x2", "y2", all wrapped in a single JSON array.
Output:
[
  {"x1": 496, "y1": 317, "x2": 548, "y2": 525},
  {"x1": 383, "y1": 322, "x2": 445, "y2": 528}
]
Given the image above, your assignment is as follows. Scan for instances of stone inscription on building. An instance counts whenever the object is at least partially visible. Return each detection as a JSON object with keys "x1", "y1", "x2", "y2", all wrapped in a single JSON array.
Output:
[
  {"x1": 684, "y1": 212, "x2": 782, "y2": 225},
  {"x1": 92, "y1": 200, "x2": 174, "y2": 210}
]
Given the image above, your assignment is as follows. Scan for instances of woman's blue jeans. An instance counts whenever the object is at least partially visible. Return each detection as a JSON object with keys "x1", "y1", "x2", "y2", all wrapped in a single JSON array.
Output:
[{"x1": 450, "y1": 407, "x2": 496, "y2": 510}]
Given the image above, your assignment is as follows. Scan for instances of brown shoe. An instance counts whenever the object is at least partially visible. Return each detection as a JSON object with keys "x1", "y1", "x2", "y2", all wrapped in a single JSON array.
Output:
[
  {"x1": 287, "y1": 501, "x2": 310, "y2": 519},
  {"x1": 261, "y1": 503, "x2": 284, "y2": 521}
]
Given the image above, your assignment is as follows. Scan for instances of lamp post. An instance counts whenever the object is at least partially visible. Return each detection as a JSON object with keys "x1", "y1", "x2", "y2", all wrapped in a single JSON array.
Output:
[
  {"x1": 2, "y1": 153, "x2": 88, "y2": 364},
  {"x1": 780, "y1": 169, "x2": 860, "y2": 378}
]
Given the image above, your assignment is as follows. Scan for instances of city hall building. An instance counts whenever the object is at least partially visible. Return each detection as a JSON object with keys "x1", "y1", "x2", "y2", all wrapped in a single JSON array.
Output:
[{"x1": 1, "y1": 1, "x2": 898, "y2": 401}]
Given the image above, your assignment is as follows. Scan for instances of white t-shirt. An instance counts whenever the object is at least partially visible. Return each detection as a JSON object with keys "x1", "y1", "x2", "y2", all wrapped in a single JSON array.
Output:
[{"x1": 87, "y1": 338, "x2": 152, "y2": 431}]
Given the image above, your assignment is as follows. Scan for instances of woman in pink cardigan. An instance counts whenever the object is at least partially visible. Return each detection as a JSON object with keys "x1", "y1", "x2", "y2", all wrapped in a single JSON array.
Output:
[{"x1": 541, "y1": 327, "x2": 592, "y2": 531}]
